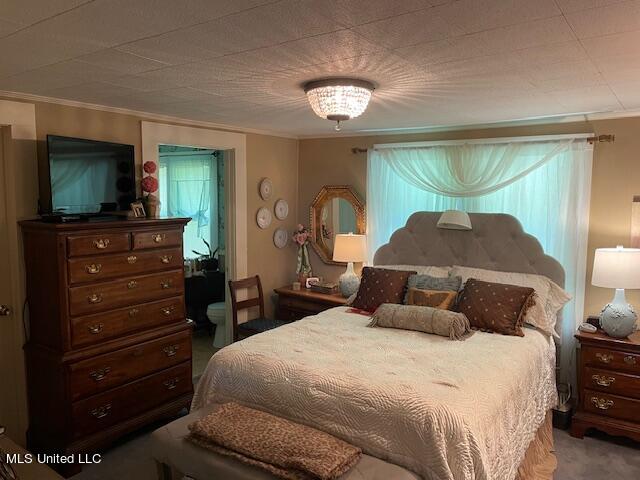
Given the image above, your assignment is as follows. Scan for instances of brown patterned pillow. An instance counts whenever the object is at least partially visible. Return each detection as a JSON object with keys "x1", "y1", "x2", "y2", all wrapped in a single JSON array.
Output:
[
  {"x1": 456, "y1": 278, "x2": 535, "y2": 337},
  {"x1": 351, "y1": 267, "x2": 416, "y2": 313},
  {"x1": 406, "y1": 288, "x2": 457, "y2": 310}
]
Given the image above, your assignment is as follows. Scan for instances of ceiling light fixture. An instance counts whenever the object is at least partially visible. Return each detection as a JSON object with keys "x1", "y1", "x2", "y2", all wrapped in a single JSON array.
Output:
[{"x1": 303, "y1": 78, "x2": 375, "y2": 131}]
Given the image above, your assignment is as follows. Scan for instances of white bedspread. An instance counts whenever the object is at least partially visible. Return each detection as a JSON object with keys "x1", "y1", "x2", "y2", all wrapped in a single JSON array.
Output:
[{"x1": 192, "y1": 307, "x2": 557, "y2": 480}]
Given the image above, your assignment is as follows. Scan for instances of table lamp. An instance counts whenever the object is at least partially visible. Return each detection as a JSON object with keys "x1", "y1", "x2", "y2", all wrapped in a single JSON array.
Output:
[
  {"x1": 592, "y1": 245, "x2": 640, "y2": 338},
  {"x1": 333, "y1": 233, "x2": 366, "y2": 297}
]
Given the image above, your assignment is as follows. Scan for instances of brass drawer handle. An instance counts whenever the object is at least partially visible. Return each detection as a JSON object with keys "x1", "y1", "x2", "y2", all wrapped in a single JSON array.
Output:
[
  {"x1": 591, "y1": 396, "x2": 614, "y2": 410},
  {"x1": 127, "y1": 280, "x2": 138, "y2": 289},
  {"x1": 163, "y1": 345, "x2": 179, "y2": 357},
  {"x1": 161, "y1": 306, "x2": 175, "y2": 316},
  {"x1": 624, "y1": 355, "x2": 637, "y2": 366},
  {"x1": 160, "y1": 255, "x2": 173, "y2": 264},
  {"x1": 85, "y1": 263, "x2": 102, "y2": 274},
  {"x1": 127, "y1": 255, "x2": 137, "y2": 264},
  {"x1": 93, "y1": 239, "x2": 110, "y2": 250},
  {"x1": 595, "y1": 352, "x2": 613, "y2": 364},
  {"x1": 89, "y1": 367, "x2": 111, "y2": 382},
  {"x1": 87, "y1": 293, "x2": 103, "y2": 304},
  {"x1": 591, "y1": 374, "x2": 616, "y2": 387},
  {"x1": 153, "y1": 234, "x2": 166, "y2": 243},
  {"x1": 129, "y1": 308, "x2": 139, "y2": 317},
  {"x1": 90, "y1": 404, "x2": 111, "y2": 419},
  {"x1": 163, "y1": 378, "x2": 180, "y2": 390},
  {"x1": 87, "y1": 323, "x2": 104, "y2": 334},
  {"x1": 160, "y1": 280, "x2": 173, "y2": 289}
]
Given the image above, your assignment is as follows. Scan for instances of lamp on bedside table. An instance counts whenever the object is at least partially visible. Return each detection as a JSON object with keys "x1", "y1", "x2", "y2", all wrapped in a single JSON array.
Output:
[
  {"x1": 333, "y1": 233, "x2": 366, "y2": 297},
  {"x1": 592, "y1": 245, "x2": 640, "y2": 338}
]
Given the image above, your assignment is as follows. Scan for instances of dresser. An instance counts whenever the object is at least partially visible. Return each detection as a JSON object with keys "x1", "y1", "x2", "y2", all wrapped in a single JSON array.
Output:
[
  {"x1": 571, "y1": 329, "x2": 640, "y2": 442},
  {"x1": 20, "y1": 218, "x2": 192, "y2": 475},
  {"x1": 275, "y1": 285, "x2": 348, "y2": 321}
]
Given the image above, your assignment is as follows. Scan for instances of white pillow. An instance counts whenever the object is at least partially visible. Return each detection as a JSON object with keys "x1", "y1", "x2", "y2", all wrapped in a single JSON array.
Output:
[
  {"x1": 376, "y1": 264, "x2": 450, "y2": 278},
  {"x1": 450, "y1": 265, "x2": 571, "y2": 337}
]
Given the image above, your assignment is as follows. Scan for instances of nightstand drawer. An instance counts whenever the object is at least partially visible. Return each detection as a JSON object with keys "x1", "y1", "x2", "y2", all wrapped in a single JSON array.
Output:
[
  {"x1": 585, "y1": 367, "x2": 640, "y2": 399},
  {"x1": 584, "y1": 389, "x2": 640, "y2": 423},
  {"x1": 279, "y1": 295, "x2": 330, "y2": 315},
  {"x1": 583, "y1": 346, "x2": 639, "y2": 374}
]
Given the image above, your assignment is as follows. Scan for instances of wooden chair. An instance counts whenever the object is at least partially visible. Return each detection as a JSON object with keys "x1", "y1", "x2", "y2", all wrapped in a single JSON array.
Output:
[{"x1": 228, "y1": 275, "x2": 287, "y2": 341}]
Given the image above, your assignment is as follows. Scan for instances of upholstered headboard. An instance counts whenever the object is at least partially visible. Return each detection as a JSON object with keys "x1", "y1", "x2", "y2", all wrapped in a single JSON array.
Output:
[{"x1": 373, "y1": 212, "x2": 565, "y2": 288}]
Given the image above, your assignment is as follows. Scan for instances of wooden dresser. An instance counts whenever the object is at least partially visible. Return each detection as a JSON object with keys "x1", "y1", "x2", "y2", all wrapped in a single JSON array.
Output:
[
  {"x1": 20, "y1": 218, "x2": 192, "y2": 474},
  {"x1": 275, "y1": 285, "x2": 348, "y2": 321},
  {"x1": 571, "y1": 329, "x2": 640, "y2": 442}
]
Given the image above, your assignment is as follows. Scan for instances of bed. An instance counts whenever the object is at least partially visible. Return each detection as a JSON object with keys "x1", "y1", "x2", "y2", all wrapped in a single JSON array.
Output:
[{"x1": 188, "y1": 213, "x2": 564, "y2": 480}]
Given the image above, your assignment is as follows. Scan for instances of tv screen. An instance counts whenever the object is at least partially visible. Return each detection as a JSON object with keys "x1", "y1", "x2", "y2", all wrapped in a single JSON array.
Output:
[{"x1": 47, "y1": 135, "x2": 136, "y2": 214}]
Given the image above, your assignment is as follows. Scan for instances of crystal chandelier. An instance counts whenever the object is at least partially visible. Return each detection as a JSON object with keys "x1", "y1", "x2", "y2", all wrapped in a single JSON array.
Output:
[{"x1": 304, "y1": 78, "x2": 375, "y2": 131}]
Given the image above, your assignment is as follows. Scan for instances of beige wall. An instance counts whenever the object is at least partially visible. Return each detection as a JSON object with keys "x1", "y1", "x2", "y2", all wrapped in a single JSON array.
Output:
[{"x1": 299, "y1": 117, "x2": 640, "y2": 318}]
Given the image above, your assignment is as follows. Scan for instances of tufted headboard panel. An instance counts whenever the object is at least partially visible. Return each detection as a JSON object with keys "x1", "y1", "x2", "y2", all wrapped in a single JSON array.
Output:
[{"x1": 373, "y1": 212, "x2": 565, "y2": 289}]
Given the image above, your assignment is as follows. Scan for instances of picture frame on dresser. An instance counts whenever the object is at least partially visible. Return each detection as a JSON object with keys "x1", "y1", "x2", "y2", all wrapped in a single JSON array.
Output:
[{"x1": 19, "y1": 217, "x2": 192, "y2": 477}]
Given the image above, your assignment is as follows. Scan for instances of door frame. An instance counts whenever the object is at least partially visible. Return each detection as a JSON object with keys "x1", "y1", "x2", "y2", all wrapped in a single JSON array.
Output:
[{"x1": 141, "y1": 121, "x2": 247, "y2": 346}]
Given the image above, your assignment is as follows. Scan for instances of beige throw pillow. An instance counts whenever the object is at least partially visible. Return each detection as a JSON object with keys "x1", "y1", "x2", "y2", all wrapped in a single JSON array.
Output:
[
  {"x1": 369, "y1": 304, "x2": 472, "y2": 340},
  {"x1": 406, "y1": 288, "x2": 457, "y2": 310}
]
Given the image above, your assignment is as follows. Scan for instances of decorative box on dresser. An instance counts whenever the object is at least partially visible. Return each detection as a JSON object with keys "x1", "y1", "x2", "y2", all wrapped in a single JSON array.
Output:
[
  {"x1": 20, "y1": 218, "x2": 192, "y2": 476},
  {"x1": 275, "y1": 285, "x2": 348, "y2": 321},
  {"x1": 571, "y1": 329, "x2": 640, "y2": 442}
]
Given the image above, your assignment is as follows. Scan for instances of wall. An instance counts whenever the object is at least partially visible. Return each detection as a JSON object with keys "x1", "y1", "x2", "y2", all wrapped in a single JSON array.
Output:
[{"x1": 299, "y1": 117, "x2": 640, "y2": 318}]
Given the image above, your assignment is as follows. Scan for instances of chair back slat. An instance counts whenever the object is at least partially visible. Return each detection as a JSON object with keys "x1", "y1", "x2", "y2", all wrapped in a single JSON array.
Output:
[{"x1": 228, "y1": 275, "x2": 265, "y2": 342}]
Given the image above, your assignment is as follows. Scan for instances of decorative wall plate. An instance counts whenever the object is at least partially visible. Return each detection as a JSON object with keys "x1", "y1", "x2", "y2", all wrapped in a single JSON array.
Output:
[
  {"x1": 273, "y1": 227, "x2": 288, "y2": 248},
  {"x1": 274, "y1": 199, "x2": 289, "y2": 220},
  {"x1": 256, "y1": 207, "x2": 272, "y2": 229},
  {"x1": 259, "y1": 178, "x2": 273, "y2": 200}
]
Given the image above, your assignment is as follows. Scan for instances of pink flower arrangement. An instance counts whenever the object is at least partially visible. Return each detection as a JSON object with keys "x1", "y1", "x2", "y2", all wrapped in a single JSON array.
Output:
[
  {"x1": 141, "y1": 176, "x2": 158, "y2": 193},
  {"x1": 143, "y1": 161, "x2": 157, "y2": 174},
  {"x1": 292, "y1": 224, "x2": 309, "y2": 246}
]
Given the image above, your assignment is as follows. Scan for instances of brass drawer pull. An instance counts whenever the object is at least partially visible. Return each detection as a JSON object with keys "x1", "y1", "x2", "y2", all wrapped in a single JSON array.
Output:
[
  {"x1": 90, "y1": 404, "x2": 111, "y2": 419},
  {"x1": 160, "y1": 255, "x2": 173, "y2": 264},
  {"x1": 89, "y1": 367, "x2": 111, "y2": 382},
  {"x1": 595, "y1": 352, "x2": 613, "y2": 364},
  {"x1": 591, "y1": 374, "x2": 616, "y2": 387},
  {"x1": 163, "y1": 345, "x2": 179, "y2": 357},
  {"x1": 160, "y1": 280, "x2": 173, "y2": 289},
  {"x1": 127, "y1": 280, "x2": 138, "y2": 289},
  {"x1": 624, "y1": 355, "x2": 637, "y2": 366},
  {"x1": 153, "y1": 234, "x2": 166, "y2": 243},
  {"x1": 161, "y1": 306, "x2": 175, "y2": 316},
  {"x1": 93, "y1": 239, "x2": 110, "y2": 249},
  {"x1": 127, "y1": 255, "x2": 137, "y2": 264},
  {"x1": 163, "y1": 378, "x2": 180, "y2": 390},
  {"x1": 87, "y1": 293, "x2": 103, "y2": 304},
  {"x1": 85, "y1": 263, "x2": 102, "y2": 274},
  {"x1": 591, "y1": 396, "x2": 614, "y2": 410},
  {"x1": 129, "y1": 308, "x2": 139, "y2": 317},
  {"x1": 87, "y1": 323, "x2": 104, "y2": 334}
]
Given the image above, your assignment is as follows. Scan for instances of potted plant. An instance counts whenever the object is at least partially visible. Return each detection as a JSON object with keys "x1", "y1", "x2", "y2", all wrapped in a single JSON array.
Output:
[
  {"x1": 141, "y1": 161, "x2": 160, "y2": 217},
  {"x1": 193, "y1": 239, "x2": 219, "y2": 272}
]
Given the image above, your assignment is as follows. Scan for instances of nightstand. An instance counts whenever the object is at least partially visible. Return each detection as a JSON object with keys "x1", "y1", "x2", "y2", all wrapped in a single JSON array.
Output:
[
  {"x1": 275, "y1": 285, "x2": 348, "y2": 321},
  {"x1": 571, "y1": 329, "x2": 640, "y2": 442}
]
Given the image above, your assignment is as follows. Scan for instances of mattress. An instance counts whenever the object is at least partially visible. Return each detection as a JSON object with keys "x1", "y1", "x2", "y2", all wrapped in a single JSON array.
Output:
[{"x1": 193, "y1": 307, "x2": 557, "y2": 480}]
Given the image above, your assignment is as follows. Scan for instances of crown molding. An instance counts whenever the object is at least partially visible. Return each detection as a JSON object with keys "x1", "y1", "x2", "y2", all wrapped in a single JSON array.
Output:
[{"x1": 0, "y1": 90, "x2": 299, "y2": 140}]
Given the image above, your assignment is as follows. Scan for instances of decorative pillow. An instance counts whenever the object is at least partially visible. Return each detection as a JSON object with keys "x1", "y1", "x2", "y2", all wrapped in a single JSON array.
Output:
[
  {"x1": 406, "y1": 288, "x2": 457, "y2": 310},
  {"x1": 451, "y1": 265, "x2": 571, "y2": 337},
  {"x1": 377, "y1": 265, "x2": 450, "y2": 278},
  {"x1": 456, "y1": 278, "x2": 536, "y2": 337},
  {"x1": 369, "y1": 303, "x2": 472, "y2": 340},
  {"x1": 351, "y1": 267, "x2": 416, "y2": 313},
  {"x1": 404, "y1": 273, "x2": 461, "y2": 303}
]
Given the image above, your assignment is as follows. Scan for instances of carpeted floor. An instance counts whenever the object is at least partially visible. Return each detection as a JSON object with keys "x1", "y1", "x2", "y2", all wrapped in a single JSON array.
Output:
[{"x1": 72, "y1": 423, "x2": 639, "y2": 479}]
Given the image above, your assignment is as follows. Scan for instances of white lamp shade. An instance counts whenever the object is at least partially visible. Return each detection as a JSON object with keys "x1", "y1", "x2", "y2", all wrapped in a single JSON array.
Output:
[
  {"x1": 333, "y1": 234, "x2": 367, "y2": 262},
  {"x1": 437, "y1": 210, "x2": 472, "y2": 230},
  {"x1": 592, "y1": 246, "x2": 640, "y2": 289}
]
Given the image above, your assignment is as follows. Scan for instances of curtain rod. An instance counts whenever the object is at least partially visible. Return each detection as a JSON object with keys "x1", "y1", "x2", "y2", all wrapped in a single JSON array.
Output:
[{"x1": 351, "y1": 133, "x2": 615, "y2": 153}]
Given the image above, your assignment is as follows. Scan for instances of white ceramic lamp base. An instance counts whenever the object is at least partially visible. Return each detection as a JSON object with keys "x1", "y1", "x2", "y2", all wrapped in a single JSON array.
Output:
[
  {"x1": 339, "y1": 262, "x2": 360, "y2": 297},
  {"x1": 600, "y1": 288, "x2": 637, "y2": 338}
]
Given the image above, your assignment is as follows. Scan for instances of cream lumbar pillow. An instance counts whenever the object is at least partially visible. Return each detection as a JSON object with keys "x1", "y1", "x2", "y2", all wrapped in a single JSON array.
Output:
[{"x1": 369, "y1": 303, "x2": 472, "y2": 340}]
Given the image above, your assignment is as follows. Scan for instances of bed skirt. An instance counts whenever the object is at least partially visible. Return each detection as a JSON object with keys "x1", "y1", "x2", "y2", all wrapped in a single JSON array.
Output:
[{"x1": 516, "y1": 411, "x2": 556, "y2": 480}]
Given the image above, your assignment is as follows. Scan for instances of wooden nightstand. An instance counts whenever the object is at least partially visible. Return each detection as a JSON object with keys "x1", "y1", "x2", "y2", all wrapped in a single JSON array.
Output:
[
  {"x1": 571, "y1": 329, "x2": 640, "y2": 442},
  {"x1": 275, "y1": 285, "x2": 348, "y2": 321}
]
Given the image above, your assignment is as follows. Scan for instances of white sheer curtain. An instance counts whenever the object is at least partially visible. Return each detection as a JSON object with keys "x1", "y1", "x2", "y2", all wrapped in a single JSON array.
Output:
[{"x1": 367, "y1": 137, "x2": 593, "y2": 385}]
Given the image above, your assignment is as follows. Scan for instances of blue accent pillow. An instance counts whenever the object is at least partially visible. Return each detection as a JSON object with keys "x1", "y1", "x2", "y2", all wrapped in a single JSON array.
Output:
[{"x1": 404, "y1": 274, "x2": 462, "y2": 303}]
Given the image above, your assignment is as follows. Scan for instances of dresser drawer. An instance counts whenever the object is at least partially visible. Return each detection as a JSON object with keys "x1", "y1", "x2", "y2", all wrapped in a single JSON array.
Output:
[
  {"x1": 69, "y1": 270, "x2": 184, "y2": 316},
  {"x1": 68, "y1": 247, "x2": 183, "y2": 284},
  {"x1": 71, "y1": 361, "x2": 191, "y2": 438},
  {"x1": 68, "y1": 330, "x2": 191, "y2": 401},
  {"x1": 70, "y1": 296, "x2": 185, "y2": 348},
  {"x1": 585, "y1": 366, "x2": 640, "y2": 399},
  {"x1": 583, "y1": 389, "x2": 640, "y2": 423},
  {"x1": 132, "y1": 229, "x2": 182, "y2": 250},
  {"x1": 583, "y1": 346, "x2": 640, "y2": 374},
  {"x1": 67, "y1": 232, "x2": 130, "y2": 257}
]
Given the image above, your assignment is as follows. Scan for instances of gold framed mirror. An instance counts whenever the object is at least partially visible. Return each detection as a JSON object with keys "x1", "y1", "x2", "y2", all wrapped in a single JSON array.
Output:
[{"x1": 310, "y1": 185, "x2": 365, "y2": 265}]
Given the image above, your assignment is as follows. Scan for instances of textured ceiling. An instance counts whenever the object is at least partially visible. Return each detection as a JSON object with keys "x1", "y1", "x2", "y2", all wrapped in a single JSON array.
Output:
[{"x1": 2, "y1": 0, "x2": 640, "y2": 136}]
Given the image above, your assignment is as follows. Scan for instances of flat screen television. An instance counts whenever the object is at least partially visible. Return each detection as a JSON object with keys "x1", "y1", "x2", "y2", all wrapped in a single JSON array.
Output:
[{"x1": 47, "y1": 135, "x2": 136, "y2": 215}]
